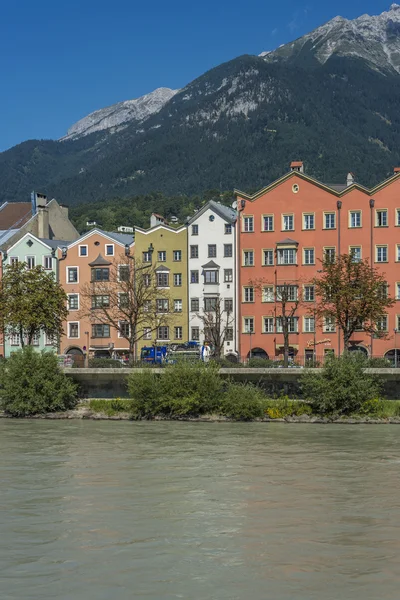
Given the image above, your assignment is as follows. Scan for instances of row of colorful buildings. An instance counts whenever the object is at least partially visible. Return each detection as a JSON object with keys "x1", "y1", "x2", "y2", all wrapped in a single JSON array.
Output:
[{"x1": 2, "y1": 160, "x2": 400, "y2": 362}]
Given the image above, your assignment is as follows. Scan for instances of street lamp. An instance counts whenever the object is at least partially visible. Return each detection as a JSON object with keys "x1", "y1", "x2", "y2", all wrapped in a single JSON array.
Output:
[{"x1": 124, "y1": 243, "x2": 154, "y2": 362}]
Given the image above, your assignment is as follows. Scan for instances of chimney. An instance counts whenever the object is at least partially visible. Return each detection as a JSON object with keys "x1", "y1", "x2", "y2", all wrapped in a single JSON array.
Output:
[
  {"x1": 37, "y1": 206, "x2": 50, "y2": 239},
  {"x1": 290, "y1": 161, "x2": 304, "y2": 173},
  {"x1": 347, "y1": 172, "x2": 355, "y2": 186},
  {"x1": 394, "y1": 167, "x2": 400, "y2": 174}
]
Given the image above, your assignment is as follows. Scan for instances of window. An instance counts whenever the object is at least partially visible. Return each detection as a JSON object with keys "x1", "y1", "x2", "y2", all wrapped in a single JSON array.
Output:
[
  {"x1": 376, "y1": 210, "x2": 388, "y2": 227},
  {"x1": 192, "y1": 224, "x2": 199, "y2": 236},
  {"x1": 243, "y1": 317, "x2": 254, "y2": 333},
  {"x1": 243, "y1": 250, "x2": 254, "y2": 266},
  {"x1": 156, "y1": 299, "x2": 169, "y2": 313},
  {"x1": 276, "y1": 317, "x2": 298, "y2": 333},
  {"x1": 191, "y1": 298, "x2": 199, "y2": 312},
  {"x1": 32, "y1": 332, "x2": 40, "y2": 346},
  {"x1": 349, "y1": 211, "x2": 362, "y2": 228},
  {"x1": 68, "y1": 294, "x2": 79, "y2": 310},
  {"x1": 156, "y1": 272, "x2": 169, "y2": 287},
  {"x1": 376, "y1": 245, "x2": 388, "y2": 263},
  {"x1": 204, "y1": 270, "x2": 218, "y2": 284},
  {"x1": 143, "y1": 273, "x2": 151, "y2": 287},
  {"x1": 10, "y1": 257, "x2": 18, "y2": 266},
  {"x1": 324, "y1": 213, "x2": 336, "y2": 229},
  {"x1": 324, "y1": 247, "x2": 336, "y2": 264},
  {"x1": 79, "y1": 245, "x2": 88, "y2": 257},
  {"x1": 378, "y1": 283, "x2": 388, "y2": 299},
  {"x1": 224, "y1": 224, "x2": 232, "y2": 235},
  {"x1": 263, "y1": 215, "x2": 274, "y2": 231},
  {"x1": 303, "y1": 213, "x2": 315, "y2": 230},
  {"x1": 10, "y1": 330, "x2": 20, "y2": 346},
  {"x1": 277, "y1": 248, "x2": 296, "y2": 265},
  {"x1": 263, "y1": 249, "x2": 274, "y2": 266},
  {"x1": 224, "y1": 244, "x2": 233, "y2": 258},
  {"x1": 68, "y1": 322, "x2": 79, "y2": 338},
  {"x1": 354, "y1": 318, "x2": 364, "y2": 332},
  {"x1": 174, "y1": 327, "x2": 183, "y2": 340},
  {"x1": 143, "y1": 300, "x2": 151, "y2": 312},
  {"x1": 264, "y1": 317, "x2": 274, "y2": 333},
  {"x1": 397, "y1": 209, "x2": 400, "y2": 227},
  {"x1": 45, "y1": 332, "x2": 56, "y2": 346},
  {"x1": 26, "y1": 256, "x2": 35, "y2": 269},
  {"x1": 324, "y1": 317, "x2": 336, "y2": 333},
  {"x1": 173, "y1": 250, "x2": 182, "y2": 262},
  {"x1": 105, "y1": 244, "x2": 114, "y2": 256},
  {"x1": 174, "y1": 273, "x2": 182, "y2": 287},
  {"x1": 142, "y1": 251, "x2": 152, "y2": 263},
  {"x1": 304, "y1": 317, "x2": 315, "y2": 333},
  {"x1": 143, "y1": 328, "x2": 152, "y2": 340},
  {"x1": 303, "y1": 285, "x2": 314, "y2": 302},
  {"x1": 225, "y1": 328, "x2": 234, "y2": 341},
  {"x1": 282, "y1": 214, "x2": 294, "y2": 231},
  {"x1": 92, "y1": 324, "x2": 110, "y2": 338},
  {"x1": 118, "y1": 293, "x2": 129, "y2": 308},
  {"x1": 224, "y1": 298, "x2": 233, "y2": 312},
  {"x1": 208, "y1": 244, "x2": 217, "y2": 258},
  {"x1": 190, "y1": 270, "x2": 199, "y2": 284},
  {"x1": 191, "y1": 327, "x2": 200, "y2": 341},
  {"x1": 174, "y1": 299, "x2": 183, "y2": 312},
  {"x1": 243, "y1": 287, "x2": 254, "y2": 303},
  {"x1": 243, "y1": 216, "x2": 254, "y2": 232},
  {"x1": 397, "y1": 245, "x2": 400, "y2": 263},
  {"x1": 118, "y1": 265, "x2": 130, "y2": 281},
  {"x1": 204, "y1": 297, "x2": 217, "y2": 311},
  {"x1": 43, "y1": 255, "x2": 53, "y2": 270},
  {"x1": 92, "y1": 268, "x2": 109, "y2": 282},
  {"x1": 157, "y1": 326, "x2": 170, "y2": 340},
  {"x1": 350, "y1": 247, "x2": 362, "y2": 263},
  {"x1": 67, "y1": 267, "x2": 78, "y2": 283},
  {"x1": 276, "y1": 285, "x2": 298, "y2": 302},
  {"x1": 119, "y1": 322, "x2": 130, "y2": 338},
  {"x1": 158, "y1": 251, "x2": 166, "y2": 262},
  {"x1": 376, "y1": 315, "x2": 388, "y2": 332},
  {"x1": 92, "y1": 295, "x2": 110, "y2": 308},
  {"x1": 224, "y1": 269, "x2": 233, "y2": 282},
  {"x1": 304, "y1": 248, "x2": 315, "y2": 265},
  {"x1": 190, "y1": 245, "x2": 199, "y2": 259},
  {"x1": 263, "y1": 286, "x2": 274, "y2": 302}
]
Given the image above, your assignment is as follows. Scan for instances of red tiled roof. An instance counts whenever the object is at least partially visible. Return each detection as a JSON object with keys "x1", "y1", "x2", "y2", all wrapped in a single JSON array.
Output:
[
  {"x1": 290, "y1": 161, "x2": 303, "y2": 167},
  {"x1": 394, "y1": 167, "x2": 400, "y2": 173},
  {"x1": 0, "y1": 203, "x2": 32, "y2": 230}
]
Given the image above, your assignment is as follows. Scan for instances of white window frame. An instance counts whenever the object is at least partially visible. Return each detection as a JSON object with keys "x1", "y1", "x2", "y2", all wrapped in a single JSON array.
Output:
[
  {"x1": 243, "y1": 216, "x2": 254, "y2": 233},
  {"x1": 303, "y1": 248, "x2": 315, "y2": 265},
  {"x1": 282, "y1": 214, "x2": 294, "y2": 231},
  {"x1": 262, "y1": 286, "x2": 274, "y2": 302},
  {"x1": 323, "y1": 317, "x2": 336, "y2": 333},
  {"x1": 303, "y1": 316, "x2": 315, "y2": 333},
  {"x1": 303, "y1": 213, "x2": 315, "y2": 230},
  {"x1": 143, "y1": 327, "x2": 152, "y2": 340},
  {"x1": 174, "y1": 299, "x2": 183, "y2": 313},
  {"x1": 25, "y1": 256, "x2": 35, "y2": 269},
  {"x1": 118, "y1": 321, "x2": 130, "y2": 338},
  {"x1": 349, "y1": 210, "x2": 362, "y2": 228},
  {"x1": 277, "y1": 248, "x2": 296, "y2": 265},
  {"x1": 158, "y1": 250, "x2": 167, "y2": 262},
  {"x1": 79, "y1": 245, "x2": 88, "y2": 258},
  {"x1": 243, "y1": 287, "x2": 254, "y2": 303},
  {"x1": 324, "y1": 212, "x2": 336, "y2": 230},
  {"x1": 45, "y1": 332, "x2": 56, "y2": 346},
  {"x1": 157, "y1": 326, "x2": 170, "y2": 341},
  {"x1": 9, "y1": 256, "x2": 18, "y2": 266},
  {"x1": 263, "y1": 317, "x2": 274, "y2": 333},
  {"x1": 67, "y1": 321, "x2": 80, "y2": 339},
  {"x1": 173, "y1": 273, "x2": 182, "y2": 287},
  {"x1": 262, "y1": 214, "x2": 274, "y2": 232},
  {"x1": 304, "y1": 285, "x2": 315, "y2": 302},
  {"x1": 105, "y1": 244, "x2": 115, "y2": 257},
  {"x1": 243, "y1": 250, "x2": 254, "y2": 267},
  {"x1": 396, "y1": 209, "x2": 400, "y2": 227},
  {"x1": 67, "y1": 293, "x2": 80, "y2": 311},
  {"x1": 117, "y1": 264, "x2": 130, "y2": 282},
  {"x1": 243, "y1": 317, "x2": 255, "y2": 333},
  {"x1": 174, "y1": 326, "x2": 183, "y2": 340},
  {"x1": 43, "y1": 255, "x2": 53, "y2": 270},
  {"x1": 66, "y1": 266, "x2": 79, "y2": 284},
  {"x1": 173, "y1": 250, "x2": 182, "y2": 262},
  {"x1": 376, "y1": 245, "x2": 388, "y2": 263},
  {"x1": 350, "y1": 246, "x2": 362, "y2": 263},
  {"x1": 376, "y1": 315, "x2": 388, "y2": 332},
  {"x1": 276, "y1": 317, "x2": 298, "y2": 333},
  {"x1": 375, "y1": 209, "x2": 388, "y2": 228},
  {"x1": 263, "y1": 249, "x2": 274, "y2": 266}
]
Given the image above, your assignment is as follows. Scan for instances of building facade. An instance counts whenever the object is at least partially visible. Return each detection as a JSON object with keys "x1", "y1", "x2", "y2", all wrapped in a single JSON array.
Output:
[
  {"x1": 237, "y1": 162, "x2": 400, "y2": 362},
  {"x1": 134, "y1": 223, "x2": 188, "y2": 353},
  {"x1": 59, "y1": 229, "x2": 134, "y2": 363},
  {"x1": 187, "y1": 200, "x2": 238, "y2": 357}
]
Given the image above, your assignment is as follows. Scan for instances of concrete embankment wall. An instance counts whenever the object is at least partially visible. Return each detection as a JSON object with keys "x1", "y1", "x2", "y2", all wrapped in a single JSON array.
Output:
[{"x1": 64, "y1": 368, "x2": 400, "y2": 400}]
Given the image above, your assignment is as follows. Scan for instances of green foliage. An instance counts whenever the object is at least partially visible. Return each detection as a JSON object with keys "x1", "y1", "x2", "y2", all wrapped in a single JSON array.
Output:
[
  {"x1": 0, "y1": 347, "x2": 78, "y2": 417},
  {"x1": 89, "y1": 398, "x2": 134, "y2": 415},
  {"x1": 88, "y1": 358, "x2": 123, "y2": 368},
  {"x1": 301, "y1": 352, "x2": 382, "y2": 415},
  {"x1": 219, "y1": 383, "x2": 268, "y2": 420},
  {"x1": 367, "y1": 357, "x2": 392, "y2": 368},
  {"x1": 247, "y1": 358, "x2": 274, "y2": 368},
  {"x1": 264, "y1": 397, "x2": 313, "y2": 419}
]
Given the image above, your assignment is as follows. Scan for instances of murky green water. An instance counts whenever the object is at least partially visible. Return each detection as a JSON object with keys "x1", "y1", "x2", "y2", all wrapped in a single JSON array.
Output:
[{"x1": 1, "y1": 422, "x2": 400, "y2": 599}]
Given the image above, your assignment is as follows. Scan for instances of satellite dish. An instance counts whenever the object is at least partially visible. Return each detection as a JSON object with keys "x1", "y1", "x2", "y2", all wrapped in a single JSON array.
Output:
[{"x1": 231, "y1": 200, "x2": 237, "y2": 210}]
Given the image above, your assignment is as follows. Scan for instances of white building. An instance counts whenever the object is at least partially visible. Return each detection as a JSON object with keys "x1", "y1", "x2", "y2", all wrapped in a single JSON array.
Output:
[{"x1": 187, "y1": 200, "x2": 238, "y2": 359}]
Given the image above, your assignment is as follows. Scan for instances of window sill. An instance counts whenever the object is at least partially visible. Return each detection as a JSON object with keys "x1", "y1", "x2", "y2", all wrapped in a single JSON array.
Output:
[
  {"x1": 242, "y1": 265, "x2": 255, "y2": 268},
  {"x1": 302, "y1": 229, "x2": 316, "y2": 232},
  {"x1": 302, "y1": 263, "x2": 316, "y2": 267},
  {"x1": 262, "y1": 230, "x2": 274, "y2": 233},
  {"x1": 375, "y1": 226, "x2": 389, "y2": 228}
]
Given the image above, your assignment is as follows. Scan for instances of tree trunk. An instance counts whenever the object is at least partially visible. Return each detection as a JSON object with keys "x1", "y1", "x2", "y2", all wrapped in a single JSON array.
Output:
[
  {"x1": 343, "y1": 329, "x2": 351, "y2": 353},
  {"x1": 283, "y1": 329, "x2": 289, "y2": 368},
  {"x1": 129, "y1": 341, "x2": 135, "y2": 366}
]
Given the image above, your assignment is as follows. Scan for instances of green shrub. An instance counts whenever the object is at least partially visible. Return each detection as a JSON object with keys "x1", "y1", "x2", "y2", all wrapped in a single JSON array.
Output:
[
  {"x1": 89, "y1": 398, "x2": 133, "y2": 415},
  {"x1": 0, "y1": 347, "x2": 78, "y2": 417},
  {"x1": 367, "y1": 357, "x2": 392, "y2": 368},
  {"x1": 128, "y1": 369, "x2": 163, "y2": 418},
  {"x1": 301, "y1": 352, "x2": 382, "y2": 415},
  {"x1": 264, "y1": 397, "x2": 313, "y2": 419},
  {"x1": 247, "y1": 358, "x2": 274, "y2": 368},
  {"x1": 219, "y1": 383, "x2": 267, "y2": 420},
  {"x1": 89, "y1": 358, "x2": 123, "y2": 368}
]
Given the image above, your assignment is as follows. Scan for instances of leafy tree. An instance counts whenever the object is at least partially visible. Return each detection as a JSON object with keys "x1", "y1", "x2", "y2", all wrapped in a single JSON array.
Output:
[
  {"x1": 196, "y1": 296, "x2": 234, "y2": 359},
  {"x1": 0, "y1": 263, "x2": 68, "y2": 348},
  {"x1": 313, "y1": 254, "x2": 395, "y2": 351},
  {"x1": 0, "y1": 347, "x2": 78, "y2": 417},
  {"x1": 79, "y1": 258, "x2": 172, "y2": 364}
]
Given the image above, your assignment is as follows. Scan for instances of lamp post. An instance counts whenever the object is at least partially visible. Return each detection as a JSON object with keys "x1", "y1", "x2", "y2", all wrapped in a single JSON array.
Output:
[
  {"x1": 84, "y1": 331, "x2": 89, "y2": 368},
  {"x1": 124, "y1": 243, "x2": 154, "y2": 362},
  {"x1": 395, "y1": 328, "x2": 398, "y2": 368}
]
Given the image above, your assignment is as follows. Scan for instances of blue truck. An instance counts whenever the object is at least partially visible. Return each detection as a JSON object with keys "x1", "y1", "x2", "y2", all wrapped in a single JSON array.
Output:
[{"x1": 140, "y1": 346, "x2": 168, "y2": 364}]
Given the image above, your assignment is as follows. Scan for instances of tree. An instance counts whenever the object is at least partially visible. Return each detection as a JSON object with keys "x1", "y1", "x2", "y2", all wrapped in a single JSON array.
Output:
[
  {"x1": 80, "y1": 259, "x2": 172, "y2": 364},
  {"x1": 313, "y1": 254, "x2": 395, "y2": 351},
  {"x1": 196, "y1": 296, "x2": 234, "y2": 359},
  {"x1": 0, "y1": 263, "x2": 68, "y2": 348}
]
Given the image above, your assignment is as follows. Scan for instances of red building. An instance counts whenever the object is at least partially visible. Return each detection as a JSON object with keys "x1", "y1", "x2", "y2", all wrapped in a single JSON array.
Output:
[{"x1": 236, "y1": 162, "x2": 400, "y2": 363}]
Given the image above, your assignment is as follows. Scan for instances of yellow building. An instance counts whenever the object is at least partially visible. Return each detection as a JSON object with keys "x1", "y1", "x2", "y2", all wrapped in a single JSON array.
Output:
[{"x1": 135, "y1": 220, "x2": 188, "y2": 352}]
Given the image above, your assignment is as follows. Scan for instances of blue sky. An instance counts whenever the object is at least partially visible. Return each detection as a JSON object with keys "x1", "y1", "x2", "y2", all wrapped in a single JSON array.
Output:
[{"x1": 0, "y1": 0, "x2": 391, "y2": 151}]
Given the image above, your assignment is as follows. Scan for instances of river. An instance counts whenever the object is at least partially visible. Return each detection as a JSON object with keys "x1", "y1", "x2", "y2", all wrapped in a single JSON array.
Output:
[{"x1": 1, "y1": 421, "x2": 400, "y2": 599}]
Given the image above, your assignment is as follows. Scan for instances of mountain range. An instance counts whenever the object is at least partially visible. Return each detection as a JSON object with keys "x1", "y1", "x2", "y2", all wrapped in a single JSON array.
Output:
[{"x1": 3, "y1": 4, "x2": 400, "y2": 207}]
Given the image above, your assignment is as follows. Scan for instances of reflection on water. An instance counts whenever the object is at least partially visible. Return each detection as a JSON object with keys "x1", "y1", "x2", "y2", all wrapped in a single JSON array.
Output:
[{"x1": 1, "y1": 421, "x2": 400, "y2": 599}]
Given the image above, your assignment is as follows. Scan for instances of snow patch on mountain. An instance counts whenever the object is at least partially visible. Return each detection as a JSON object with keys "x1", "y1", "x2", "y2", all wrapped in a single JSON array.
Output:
[{"x1": 62, "y1": 87, "x2": 179, "y2": 140}]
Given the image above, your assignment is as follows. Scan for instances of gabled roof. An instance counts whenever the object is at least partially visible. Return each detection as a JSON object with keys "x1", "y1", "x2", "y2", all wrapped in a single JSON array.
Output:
[
  {"x1": 5, "y1": 232, "x2": 68, "y2": 254},
  {"x1": 202, "y1": 260, "x2": 220, "y2": 269},
  {"x1": 67, "y1": 228, "x2": 134, "y2": 249},
  {"x1": 155, "y1": 265, "x2": 170, "y2": 272},
  {"x1": 0, "y1": 202, "x2": 32, "y2": 230},
  {"x1": 135, "y1": 223, "x2": 186, "y2": 234},
  {"x1": 276, "y1": 238, "x2": 299, "y2": 245},
  {"x1": 39, "y1": 238, "x2": 72, "y2": 249},
  {"x1": 88, "y1": 254, "x2": 112, "y2": 267},
  {"x1": 188, "y1": 200, "x2": 237, "y2": 225}
]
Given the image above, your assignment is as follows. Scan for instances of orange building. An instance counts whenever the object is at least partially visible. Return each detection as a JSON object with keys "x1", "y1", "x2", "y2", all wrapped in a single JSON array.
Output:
[
  {"x1": 59, "y1": 229, "x2": 134, "y2": 364},
  {"x1": 237, "y1": 162, "x2": 400, "y2": 363}
]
